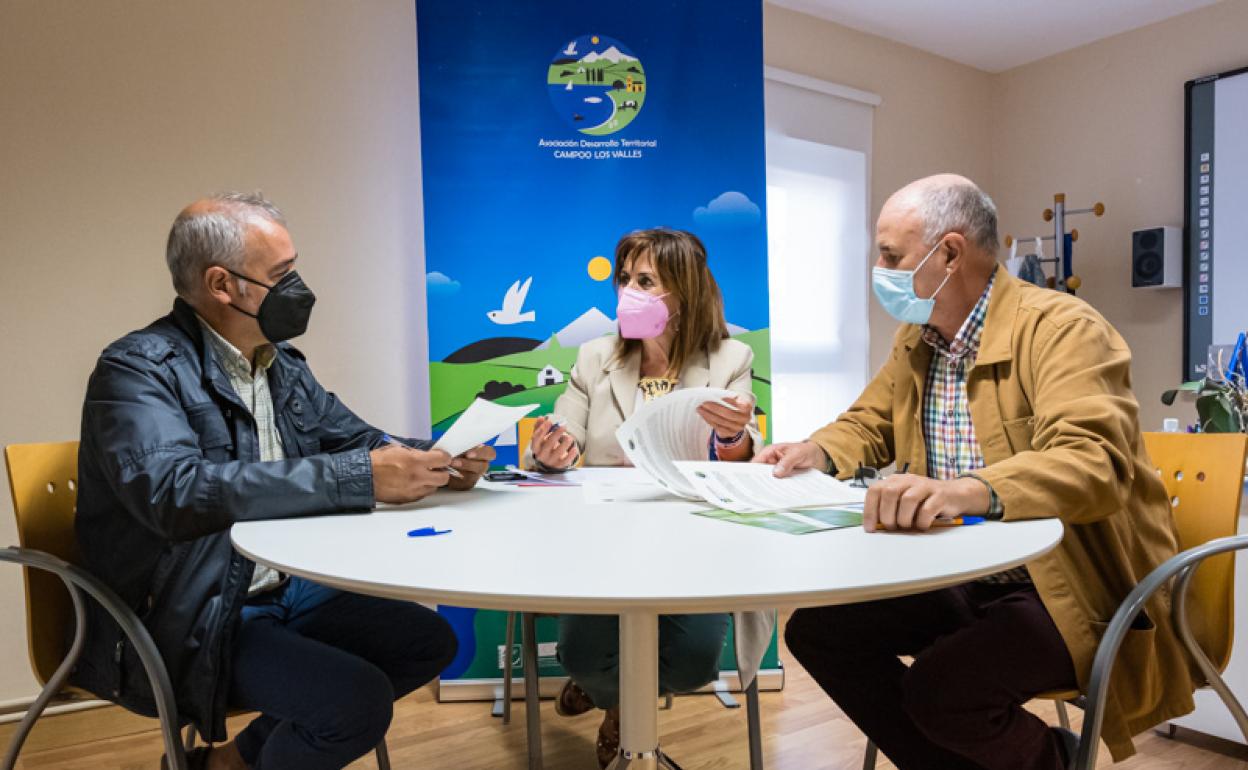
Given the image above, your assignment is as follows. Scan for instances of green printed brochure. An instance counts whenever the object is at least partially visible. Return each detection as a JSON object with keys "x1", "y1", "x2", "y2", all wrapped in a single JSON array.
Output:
[{"x1": 693, "y1": 506, "x2": 864, "y2": 535}]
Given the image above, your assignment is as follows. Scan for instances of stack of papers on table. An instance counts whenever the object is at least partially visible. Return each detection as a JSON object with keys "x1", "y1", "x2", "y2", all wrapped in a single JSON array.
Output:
[{"x1": 674, "y1": 461, "x2": 865, "y2": 513}]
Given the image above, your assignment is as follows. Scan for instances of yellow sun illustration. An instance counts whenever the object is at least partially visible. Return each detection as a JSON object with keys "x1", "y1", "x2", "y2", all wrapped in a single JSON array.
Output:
[
  {"x1": 591, "y1": 36, "x2": 600, "y2": 44},
  {"x1": 587, "y1": 256, "x2": 612, "y2": 281}
]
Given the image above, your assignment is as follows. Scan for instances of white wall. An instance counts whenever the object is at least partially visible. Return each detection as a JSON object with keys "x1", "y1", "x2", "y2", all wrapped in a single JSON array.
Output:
[{"x1": 0, "y1": 0, "x2": 430, "y2": 702}]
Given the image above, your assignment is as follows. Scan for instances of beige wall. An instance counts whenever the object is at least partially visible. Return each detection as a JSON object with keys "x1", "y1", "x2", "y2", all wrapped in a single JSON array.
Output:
[
  {"x1": 1, "y1": 0, "x2": 1241, "y2": 705},
  {"x1": 0, "y1": 0, "x2": 429, "y2": 701},
  {"x1": 991, "y1": 0, "x2": 1248, "y2": 432},
  {"x1": 764, "y1": 5, "x2": 996, "y2": 373}
]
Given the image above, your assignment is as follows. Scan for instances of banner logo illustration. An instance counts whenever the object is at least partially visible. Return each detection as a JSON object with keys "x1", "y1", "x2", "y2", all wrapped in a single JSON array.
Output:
[
  {"x1": 547, "y1": 34, "x2": 646, "y2": 135},
  {"x1": 419, "y1": 0, "x2": 776, "y2": 691}
]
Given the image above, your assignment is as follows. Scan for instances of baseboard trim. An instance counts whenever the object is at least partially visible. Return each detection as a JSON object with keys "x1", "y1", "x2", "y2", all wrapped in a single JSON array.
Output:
[{"x1": 437, "y1": 667, "x2": 786, "y2": 702}]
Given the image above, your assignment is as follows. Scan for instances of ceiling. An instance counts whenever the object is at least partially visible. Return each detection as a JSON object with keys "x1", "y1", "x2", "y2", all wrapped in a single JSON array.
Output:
[{"x1": 767, "y1": 0, "x2": 1222, "y2": 72}]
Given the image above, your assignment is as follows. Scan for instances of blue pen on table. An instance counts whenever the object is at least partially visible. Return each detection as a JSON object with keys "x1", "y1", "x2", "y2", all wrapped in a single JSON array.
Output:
[
  {"x1": 932, "y1": 516, "x2": 985, "y2": 527},
  {"x1": 408, "y1": 527, "x2": 452, "y2": 537},
  {"x1": 382, "y1": 433, "x2": 462, "y2": 479}
]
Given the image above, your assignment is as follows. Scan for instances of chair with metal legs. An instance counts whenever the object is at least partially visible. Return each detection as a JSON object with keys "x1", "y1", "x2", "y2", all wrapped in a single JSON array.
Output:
[
  {"x1": 1073, "y1": 431, "x2": 1248, "y2": 767},
  {"x1": 0, "y1": 546, "x2": 188, "y2": 770},
  {"x1": 862, "y1": 431, "x2": 1248, "y2": 769},
  {"x1": 1075, "y1": 533, "x2": 1248, "y2": 767},
  {"x1": 3, "y1": 441, "x2": 188, "y2": 770},
  {"x1": 500, "y1": 610, "x2": 767, "y2": 770},
  {"x1": 4, "y1": 441, "x2": 391, "y2": 770}
]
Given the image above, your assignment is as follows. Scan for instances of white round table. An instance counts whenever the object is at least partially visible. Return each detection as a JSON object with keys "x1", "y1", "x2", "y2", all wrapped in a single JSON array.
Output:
[{"x1": 231, "y1": 469, "x2": 1064, "y2": 770}]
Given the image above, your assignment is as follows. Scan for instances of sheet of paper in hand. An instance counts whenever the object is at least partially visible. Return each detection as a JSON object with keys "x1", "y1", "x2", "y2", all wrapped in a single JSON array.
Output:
[{"x1": 433, "y1": 398, "x2": 540, "y2": 457}]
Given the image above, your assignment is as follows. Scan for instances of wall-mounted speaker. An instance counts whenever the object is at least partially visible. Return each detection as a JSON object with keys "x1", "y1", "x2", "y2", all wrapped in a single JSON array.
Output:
[{"x1": 1131, "y1": 226, "x2": 1182, "y2": 288}]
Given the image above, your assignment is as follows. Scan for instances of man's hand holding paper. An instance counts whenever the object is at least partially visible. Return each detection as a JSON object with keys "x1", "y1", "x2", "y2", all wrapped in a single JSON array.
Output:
[{"x1": 447, "y1": 444, "x2": 496, "y2": 490}]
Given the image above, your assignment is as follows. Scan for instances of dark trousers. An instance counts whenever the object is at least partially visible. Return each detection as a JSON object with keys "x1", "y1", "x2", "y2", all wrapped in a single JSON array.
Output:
[
  {"x1": 228, "y1": 577, "x2": 458, "y2": 770},
  {"x1": 785, "y1": 583, "x2": 1078, "y2": 770}
]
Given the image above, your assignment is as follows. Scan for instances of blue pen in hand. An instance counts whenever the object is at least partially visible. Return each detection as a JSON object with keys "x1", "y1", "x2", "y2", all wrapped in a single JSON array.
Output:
[
  {"x1": 408, "y1": 527, "x2": 452, "y2": 537},
  {"x1": 382, "y1": 433, "x2": 462, "y2": 479}
]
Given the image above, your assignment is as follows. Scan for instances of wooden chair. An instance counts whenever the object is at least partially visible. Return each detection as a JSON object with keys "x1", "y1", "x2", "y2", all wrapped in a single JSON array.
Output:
[
  {"x1": 1074, "y1": 431, "x2": 1248, "y2": 767},
  {"x1": 3, "y1": 441, "x2": 393, "y2": 770},
  {"x1": 864, "y1": 431, "x2": 1248, "y2": 769},
  {"x1": 1143, "y1": 431, "x2": 1245, "y2": 673}
]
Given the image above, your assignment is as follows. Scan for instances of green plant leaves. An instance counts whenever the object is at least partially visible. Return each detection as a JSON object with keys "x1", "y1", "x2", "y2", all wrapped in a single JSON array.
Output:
[
  {"x1": 1197, "y1": 391, "x2": 1243, "y2": 432},
  {"x1": 1161, "y1": 380, "x2": 1203, "y2": 406}
]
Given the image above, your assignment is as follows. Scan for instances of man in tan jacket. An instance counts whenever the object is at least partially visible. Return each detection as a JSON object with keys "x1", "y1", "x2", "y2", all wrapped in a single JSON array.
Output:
[{"x1": 755, "y1": 175, "x2": 1195, "y2": 769}]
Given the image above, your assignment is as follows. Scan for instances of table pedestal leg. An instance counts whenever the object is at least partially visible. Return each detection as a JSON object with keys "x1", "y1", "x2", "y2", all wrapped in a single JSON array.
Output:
[{"x1": 609, "y1": 610, "x2": 682, "y2": 770}]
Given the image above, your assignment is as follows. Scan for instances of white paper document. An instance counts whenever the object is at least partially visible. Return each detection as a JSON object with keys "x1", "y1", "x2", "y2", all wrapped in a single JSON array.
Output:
[
  {"x1": 581, "y1": 480, "x2": 682, "y2": 504},
  {"x1": 433, "y1": 398, "x2": 539, "y2": 457},
  {"x1": 614, "y1": 387, "x2": 741, "y2": 499},
  {"x1": 673, "y1": 461, "x2": 866, "y2": 513}
]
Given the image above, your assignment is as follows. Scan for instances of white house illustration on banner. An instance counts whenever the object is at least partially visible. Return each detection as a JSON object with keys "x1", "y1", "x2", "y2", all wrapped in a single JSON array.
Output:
[{"x1": 538, "y1": 365, "x2": 565, "y2": 387}]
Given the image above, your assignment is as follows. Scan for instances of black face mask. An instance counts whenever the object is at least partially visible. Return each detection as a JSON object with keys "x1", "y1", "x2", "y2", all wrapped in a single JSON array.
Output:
[{"x1": 226, "y1": 269, "x2": 317, "y2": 343}]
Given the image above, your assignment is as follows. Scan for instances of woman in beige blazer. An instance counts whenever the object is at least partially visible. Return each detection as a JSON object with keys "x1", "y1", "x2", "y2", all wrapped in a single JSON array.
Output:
[{"x1": 522, "y1": 228, "x2": 764, "y2": 767}]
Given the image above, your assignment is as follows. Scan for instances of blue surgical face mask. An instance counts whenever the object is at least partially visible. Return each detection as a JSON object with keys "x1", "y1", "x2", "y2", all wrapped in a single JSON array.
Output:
[{"x1": 871, "y1": 239, "x2": 951, "y2": 325}]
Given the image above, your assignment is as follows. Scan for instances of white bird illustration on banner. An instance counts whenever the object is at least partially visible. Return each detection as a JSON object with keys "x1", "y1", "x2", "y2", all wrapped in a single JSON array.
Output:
[
  {"x1": 563, "y1": 40, "x2": 577, "y2": 56},
  {"x1": 487, "y1": 277, "x2": 536, "y2": 325}
]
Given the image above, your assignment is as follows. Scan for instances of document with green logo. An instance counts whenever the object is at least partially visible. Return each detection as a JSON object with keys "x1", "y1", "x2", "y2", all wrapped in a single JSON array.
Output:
[{"x1": 693, "y1": 506, "x2": 864, "y2": 535}]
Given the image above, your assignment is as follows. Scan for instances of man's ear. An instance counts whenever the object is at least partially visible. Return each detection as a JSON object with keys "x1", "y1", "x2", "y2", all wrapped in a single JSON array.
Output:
[
  {"x1": 203, "y1": 265, "x2": 235, "y2": 306},
  {"x1": 941, "y1": 232, "x2": 969, "y2": 273}
]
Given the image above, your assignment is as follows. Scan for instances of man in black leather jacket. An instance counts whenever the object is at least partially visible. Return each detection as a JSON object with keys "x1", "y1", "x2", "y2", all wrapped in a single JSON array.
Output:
[{"x1": 74, "y1": 193, "x2": 493, "y2": 770}]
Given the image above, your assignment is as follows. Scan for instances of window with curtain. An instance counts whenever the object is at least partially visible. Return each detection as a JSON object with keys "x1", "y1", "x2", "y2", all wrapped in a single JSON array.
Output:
[{"x1": 764, "y1": 70, "x2": 875, "y2": 442}]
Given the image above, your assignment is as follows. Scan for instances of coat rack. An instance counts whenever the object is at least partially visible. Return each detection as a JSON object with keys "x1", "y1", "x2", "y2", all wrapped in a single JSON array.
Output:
[{"x1": 1004, "y1": 193, "x2": 1105, "y2": 294}]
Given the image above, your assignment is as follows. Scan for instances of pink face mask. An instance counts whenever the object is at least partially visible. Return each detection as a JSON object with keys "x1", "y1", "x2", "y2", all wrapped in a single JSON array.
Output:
[{"x1": 617, "y1": 287, "x2": 671, "y2": 339}]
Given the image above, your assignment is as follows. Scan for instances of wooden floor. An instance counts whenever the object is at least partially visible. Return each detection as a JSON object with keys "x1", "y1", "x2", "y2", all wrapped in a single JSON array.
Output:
[{"x1": 8, "y1": 629, "x2": 1248, "y2": 770}]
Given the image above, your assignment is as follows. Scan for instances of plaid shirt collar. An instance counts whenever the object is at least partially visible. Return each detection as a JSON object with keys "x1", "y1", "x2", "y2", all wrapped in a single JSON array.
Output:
[
  {"x1": 196, "y1": 315, "x2": 277, "y2": 381},
  {"x1": 920, "y1": 273, "x2": 995, "y2": 363}
]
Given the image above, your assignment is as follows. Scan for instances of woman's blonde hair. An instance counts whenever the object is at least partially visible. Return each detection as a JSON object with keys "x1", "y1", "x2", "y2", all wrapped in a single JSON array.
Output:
[{"x1": 612, "y1": 228, "x2": 729, "y2": 377}]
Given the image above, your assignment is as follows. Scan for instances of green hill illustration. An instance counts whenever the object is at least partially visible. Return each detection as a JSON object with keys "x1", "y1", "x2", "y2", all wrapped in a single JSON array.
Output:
[{"x1": 430, "y1": 329, "x2": 771, "y2": 438}]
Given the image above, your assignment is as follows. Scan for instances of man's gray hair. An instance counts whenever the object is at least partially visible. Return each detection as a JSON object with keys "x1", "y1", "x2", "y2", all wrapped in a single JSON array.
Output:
[
  {"x1": 917, "y1": 182, "x2": 999, "y2": 254},
  {"x1": 165, "y1": 192, "x2": 287, "y2": 298}
]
